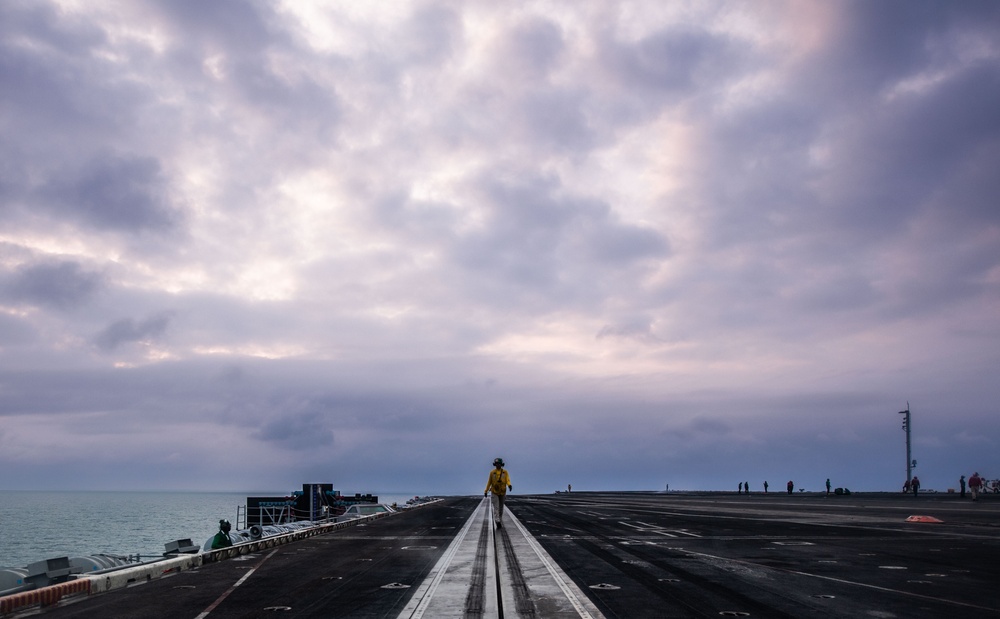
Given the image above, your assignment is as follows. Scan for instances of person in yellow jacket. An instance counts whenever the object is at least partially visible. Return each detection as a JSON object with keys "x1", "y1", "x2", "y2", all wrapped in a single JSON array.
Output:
[{"x1": 484, "y1": 457, "x2": 512, "y2": 527}]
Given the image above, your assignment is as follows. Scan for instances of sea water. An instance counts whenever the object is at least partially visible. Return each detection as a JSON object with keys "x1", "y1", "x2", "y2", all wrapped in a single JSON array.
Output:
[{"x1": 0, "y1": 491, "x2": 419, "y2": 568}]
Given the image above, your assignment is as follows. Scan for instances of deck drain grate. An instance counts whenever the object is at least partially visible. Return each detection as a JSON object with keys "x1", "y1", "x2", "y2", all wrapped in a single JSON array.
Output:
[
  {"x1": 812, "y1": 594, "x2": 836, "y2": 599},
  {"x1": 718, "y1": 613, "x2": 750, "y2": 617},
  {"x1": 263, "y1": 606, "x2": 292, "y2": 612},
  {"x1": 589, "y1": 583, "x2": 621, "y2": 590}
]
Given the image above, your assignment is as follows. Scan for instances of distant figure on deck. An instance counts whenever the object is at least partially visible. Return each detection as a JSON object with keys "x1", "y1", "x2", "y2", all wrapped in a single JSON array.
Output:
[
  {"x1": 903, "y1": 479, "x2": 910, "y2": 493},
  {"x1": 485, "y1": 457, "x2": 512, "y2": 527},
  {"x1": 738, "y1": 482, "x2": 743, "y2": 494},
  {"x1": 911, "y1": 476, "x2": 920, "y2": 496},
  {"x1": 568, "y1": 484, "x2": 572, "y2": 493},
  {"x1": 763, "y1": 481, "x2": 768, "y2": 493},
  {"x1": 787, "y1": 480, "x2": 794, "y2": 494},
  {"x1": 826, "y1": 479, "x2": 832, "y2": 495},
  {"x1": 211, "y1": 519, "x2": 233, "y2": 549},
  {"x1": 969, "y1": 472, "x2": 983, "y2": 501},
  {"x1": 960, "y1": 475, "x2": 966, "y2": 498},
  {"x1": 745, "y1": 481, "x2": 750, "y2": 496}
]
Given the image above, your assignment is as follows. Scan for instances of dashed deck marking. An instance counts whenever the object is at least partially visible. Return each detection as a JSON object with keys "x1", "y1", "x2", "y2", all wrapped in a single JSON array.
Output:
[{"x1": 617, "y1": 520, "x2": 702, "y2": 537}]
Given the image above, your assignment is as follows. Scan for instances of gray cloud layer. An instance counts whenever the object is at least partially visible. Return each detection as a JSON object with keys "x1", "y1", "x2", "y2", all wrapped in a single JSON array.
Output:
[{"x1": 1, "y1": 1, "x2": 997, "y2": 494}]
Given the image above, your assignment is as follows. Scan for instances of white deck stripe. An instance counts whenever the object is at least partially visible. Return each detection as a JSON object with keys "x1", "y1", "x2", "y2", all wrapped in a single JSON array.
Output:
[
  {"x1": 396, "y1": 498, "x2": 488, "y2": 619},
  {"x1": 194, "y1": 548, "x2": 280, "y2": 619},
  {"x1": 507, "y1": 510, "x2": 606, "y2": 619},
  {"x1": 675, "y1": 547, "x2": 1000, "y2": 613}
]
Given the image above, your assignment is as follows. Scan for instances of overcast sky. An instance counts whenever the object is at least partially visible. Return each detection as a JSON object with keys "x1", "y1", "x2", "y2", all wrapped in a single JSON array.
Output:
[{"x1": 1, "y1": 1, "x2": 998, "y2": 496}]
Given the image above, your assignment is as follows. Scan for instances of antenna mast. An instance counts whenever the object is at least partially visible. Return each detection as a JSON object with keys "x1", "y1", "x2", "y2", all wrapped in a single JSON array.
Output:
[{"x1": 898, "y1": 403, "x2": 913, "y2": 483}]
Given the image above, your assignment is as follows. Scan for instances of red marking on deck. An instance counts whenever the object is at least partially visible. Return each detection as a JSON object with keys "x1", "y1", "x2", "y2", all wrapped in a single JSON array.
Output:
[{"x1": 905, "y1": 515, "x2": 943, "y2": 523}]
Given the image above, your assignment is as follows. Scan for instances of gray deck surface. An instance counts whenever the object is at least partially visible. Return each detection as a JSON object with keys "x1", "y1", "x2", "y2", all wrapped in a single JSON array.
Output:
[{"x1": 12, "y1": 491, "x2": 1000, "y2": 618}]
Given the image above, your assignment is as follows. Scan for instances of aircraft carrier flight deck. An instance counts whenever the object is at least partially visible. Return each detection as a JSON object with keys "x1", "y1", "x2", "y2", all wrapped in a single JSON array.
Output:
[{"x1": 3, "y1": 491, "x2": 998, "y2": 618}]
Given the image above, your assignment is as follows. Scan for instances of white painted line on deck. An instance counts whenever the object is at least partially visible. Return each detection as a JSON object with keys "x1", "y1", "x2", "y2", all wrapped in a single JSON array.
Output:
[
  {"x1": 397, "y1": 499, "x2": 488, "y2": 619},
  {"x1": 194, "y1": 548, "x2": 280, "y2": 619},
  {"x1": 507, "y1": 510, "x2": 606, "y2": 619},
  {"x1": 673, "y1": 547, "x2": 999, "y2": 614}
]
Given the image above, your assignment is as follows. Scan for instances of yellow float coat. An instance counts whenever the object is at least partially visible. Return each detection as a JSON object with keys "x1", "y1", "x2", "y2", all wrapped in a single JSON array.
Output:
[{"x1": 485, "y1": 469, "x2": 511, "y2": 495}]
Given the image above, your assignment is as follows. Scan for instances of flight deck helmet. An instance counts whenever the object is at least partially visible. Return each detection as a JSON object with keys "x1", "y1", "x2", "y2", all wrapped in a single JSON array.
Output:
[
  {"x1": 493, "y1": 457, "x2": 504, "y2": 467},
  {"x1": 220, "y1": 519, "x2": 232, "y2": 533}
]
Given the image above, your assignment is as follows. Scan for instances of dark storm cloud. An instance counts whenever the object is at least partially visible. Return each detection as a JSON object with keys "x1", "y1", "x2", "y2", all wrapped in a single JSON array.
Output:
[
  {"x1": 240, "y1": 383, "x2": 460, "y2": 452},
  {"x1": 0, "y1": 3, "x2": 108, "y2": 128},
  {"x1": 780, "y1": 3, "x2": 1000, "y2": 234},
  {"x1": 673, "y1": 3, "x2": 1000, "y2": 248},
  {"x1": 0, "y1": 366, "x2": 153, "y2": 417},
  {"x1": 813, "y1": 63, "x2": 1000, "y2": 239},
  {"x1": 588, "y1": 18, "x2": 749, "y2": 132},
  {"x1": 516, "y1": 88, "x2": 595, "y2": 152},
  {"x1": 143, "y1": 0, "x2": 343, "y2": 148},
  {"x1": 640, "y1": 2, "x2": 1000, "y2": 348},
  {"x1": 804, "y1": 1, "x2": 1000, "y2": 102},
  {"x1": 596, "y1": 317, "x2": 661, "y2": 343},
  {"x1": 93, "y1": 313, "x2": 174, "y2": 352},
  {"x1": 450, "y1": 174, "x2": 669, "y2": 302},
  {"x1": 36, "y1": 154, "x2": 181, "y2": 233},
  {"x1": 479, "y1": 17, "x2": 599, "y2": 151},
  {"x1": 147, "y1": 0, "x2": 276, "y2": 53},
  {"x1": 602, "y1": 26, "x2": 737, "y2": 96},
  {"x1": 0, "y1": 3, "x2": 153, "y2": 155},
  {"x1": 0, "y1": 3, "x2": 186, "y2": 250},
  {"x1": 253, "y1": 411, "x2": 335, "y2": 448},
  {"x1": 495, "y1": 16, "x2": 565, "y2": 81},
  {"x1": 3, "y1": 261, "x2": 104, "y2": 310}
]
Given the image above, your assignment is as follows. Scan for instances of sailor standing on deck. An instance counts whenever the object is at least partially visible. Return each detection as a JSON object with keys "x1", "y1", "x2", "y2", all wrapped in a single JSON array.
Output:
[
  {"x1": 485, "y1": 457, "x2": 512, "y2": 527},
  {"x1": 969, "y1": 472, "x2": 983, "y2": 501},
  {"x1": 211, "y1": 519, "x2": 233, "y2": 549}
]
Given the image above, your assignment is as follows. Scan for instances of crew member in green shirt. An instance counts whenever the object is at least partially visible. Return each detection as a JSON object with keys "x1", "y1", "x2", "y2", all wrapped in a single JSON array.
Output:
[{"x1": 211, "y1": 519, "x2": 233, "y2": 549}]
